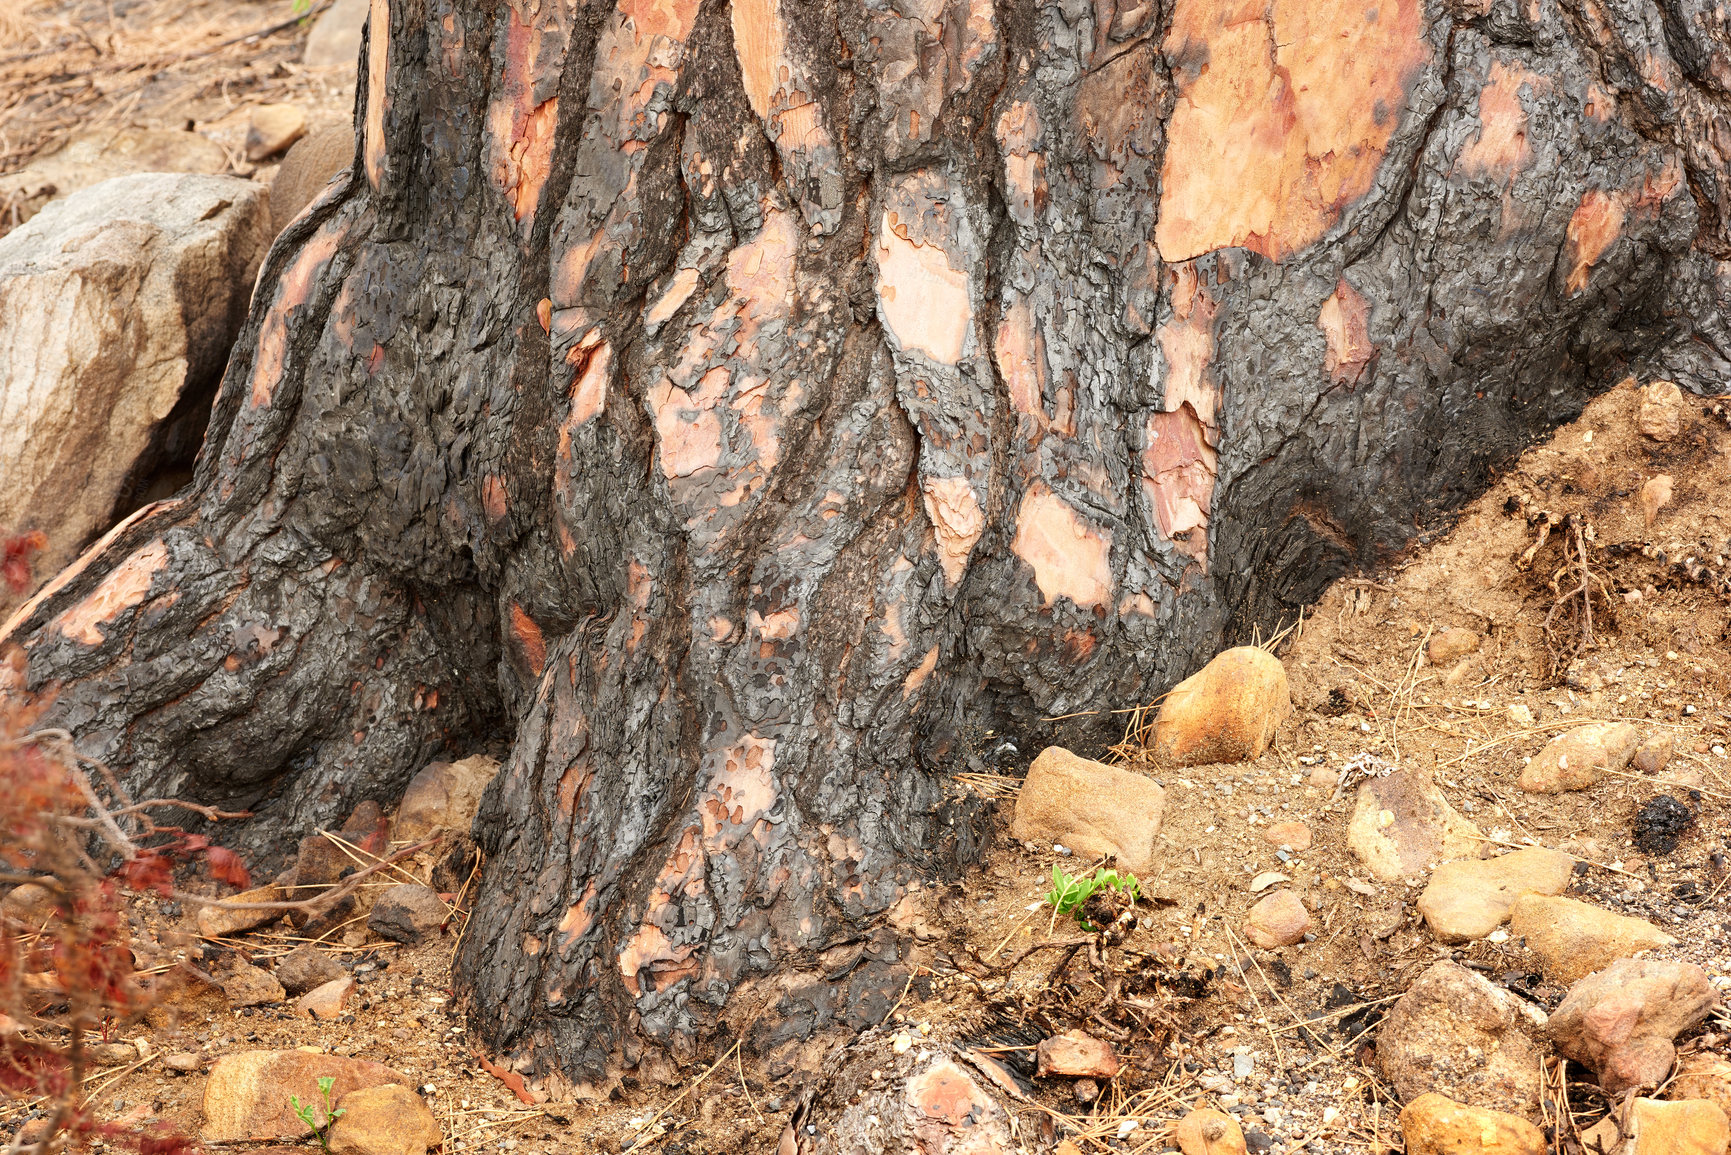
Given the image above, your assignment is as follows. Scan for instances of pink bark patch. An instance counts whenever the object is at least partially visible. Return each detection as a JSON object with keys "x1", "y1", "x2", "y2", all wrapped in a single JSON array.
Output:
[
  {"x1": 1318, "y1": 278, "x2": 1375, "y2": 387},
  {"x1": 1157, "y1": 0, "x2": 1429, "y2": 262},
  {"x1": 51, "y1": 538, "x2": 168, "y2": 646},
  {"x1": 921, "y1": 475, "x2": 984, "y2": 586},
  {"x1": 1011, "y1": 485, "x2": 1114, "y2": 609},
  {"x1": 1143, "y1": 406, "x2": 1217, "y2": 566},
  {"x1": 876, "y1": 194, "x2": 971, "y2": 365}
]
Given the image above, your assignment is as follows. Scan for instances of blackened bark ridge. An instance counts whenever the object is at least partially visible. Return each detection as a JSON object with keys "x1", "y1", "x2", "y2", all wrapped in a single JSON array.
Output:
[{"x1": 4, "y1": 0, "x2": 1729, "y2": 1094}]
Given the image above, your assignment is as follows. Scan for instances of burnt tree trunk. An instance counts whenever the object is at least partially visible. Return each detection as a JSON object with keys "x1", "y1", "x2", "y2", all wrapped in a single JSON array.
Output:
[{"x1": 4, "y1": 0, "x2": 1731, "y2": 1097}]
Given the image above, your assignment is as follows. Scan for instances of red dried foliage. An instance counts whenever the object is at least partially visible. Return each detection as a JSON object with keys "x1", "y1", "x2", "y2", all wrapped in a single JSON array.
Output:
[
  {"x1": 2, "y1": 695, "x2": 252, "y2": 1152},
  {"x1": 2, "y1": 531, "x2": 48, "y2": 595}
]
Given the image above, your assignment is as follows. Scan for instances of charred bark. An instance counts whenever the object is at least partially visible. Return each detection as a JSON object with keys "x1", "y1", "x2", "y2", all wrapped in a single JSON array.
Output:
[{"x1": 4, "y1": 0, "x2": 1730, "y2": 1097}]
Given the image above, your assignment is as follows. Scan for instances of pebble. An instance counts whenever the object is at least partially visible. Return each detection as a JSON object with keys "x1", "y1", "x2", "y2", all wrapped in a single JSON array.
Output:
[
  {"x1": 1636, "y1": 379, "x2": 1684, "y2": 442},
  {"x1": 1580, "y1": 1096, "x2": 1728, "y2": 1155},
  {"x1": 219, "y1": 962, "x2": 285, "y2": 1008},
  {"x1": 1425, "y1": 627, "x2": 1481, "y2": 667},
  {"x1": 1399, "y1": 1092, "x2": 1544, "y2": 1155},
  {"x1": 297, "y1": 976, "x2": 356, "y2": 1020},
  {"x1": 1670, "y1": 1056, "x2": 1731, "y2": 1118},
  {"x1": 245, "y1": 104, "x2": 307, "y2": 162},
  {"x1": 367, "y1": 884, "x2": 448, "y2": 945},
  {"x1": 1262, "y1": 822, "x2": 1311, "y2": 851},
  {"x1": 1415, "y1": 846, "x2": 1573, "y2": 943},
  {"x1": 1010, "y1": 747, "x2": 1166, "y2": 873},
  {"x1": 1547, "y1": 958, "x2": 1718, "y2": 1095},
  {"x1": 1508, "y1": 894, "x2": 1675, "y2": 983},
  {"x1": 1521, "y1": 722, "x2": 1639, "y2": 793},
  {"x1": 1035, "y1": 1029, "x2": 1120, "y2": 1079},
  {"x1": 1174, "y1": 1108, "x2": 1246, "y2": 1155},
  {"x1": 1633, "y1": 733, "x2": 1675, "y2": 775},
  {"x1": 1153, "y1": 647, "x2": 1292, "y2": 766},
  {"x1": 1346, "y1": 769, "x2": 1481, "y2": 882},
  {"x1": 1243, "y1": 891, "x2": 1309, "y2": 948},
  {"x1": 328, "y1": 1083, "x2": 443, "y2": 1155},
  {"x1": 1378, "y1": 961, "x2": 1544, "y2": 1115}
]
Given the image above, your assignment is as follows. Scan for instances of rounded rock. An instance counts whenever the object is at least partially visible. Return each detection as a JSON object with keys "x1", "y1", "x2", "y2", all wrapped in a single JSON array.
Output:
[
  {"x1": 1153, "y1": 647, "x2": 1292, "y2": 766},
  {"x1": 1243, "y1": 890, "x2": 1309, "y2": 948}
]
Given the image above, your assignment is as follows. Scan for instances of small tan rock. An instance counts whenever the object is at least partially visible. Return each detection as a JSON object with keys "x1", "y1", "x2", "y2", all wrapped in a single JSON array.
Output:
[
  {"x1": 1425, "y1": 628, "x2": 1481, "y2": 667},
  {"x1": 1011, "y1": 747, "x2": 1165, "y2": 873},
  {"x1": 1547, "y1": 958, "x2": 1718, "y2": 1095},
  {"x1": 0, "y1": 882, "x2": 56, "y2": 929},
  {"x1": 195, "y1": 885, "x2": 286, "y2": 938},
  {"x1": 329, "y1": 1083, "x2": 443, "y2": 1155},
  {"x1": 303, "y1": 0, "x2": 368, "y2": 67},
  {"x1": 1347, "y1": 769, "x2": 1482, "y2": 882},
  {"x1": 88, "y1": 1042, "x2": 141, "y2": 1066},
  {"x1": 270, "y1": 125, "x2": 354, "y2": 236},
  {"x1": 1641, "y1": 475, "x2": 1674, "y2": 528},
  {"x1": 1509, "y1": 894, "x2": 1675, "y2": 983},
  {"x1": 297, "y1": 976, "x2": 356, "y2": 1020},
  {"x1": 1670, "y1": 1056, "x2": 1731, "y2": 1119},
  {"x1": 1519, "y1": 722, "x2": 1639, "y2": 794},
  {"x1": 1633, "y1": 734, "x2": 1675, "y2": 775},
  {"x1": 1379, "y1": 961, "x2": 1545, "y2": 1115},
  {"x1": 202, "y1": 1050, "x2": 410, "y2": 1141},
  {"x1": 1175, "y1": 1107, "x2": 1247, "y2": 1155},
  {"x1": 1637, "y1": 379, "x2": 1684, "y2": 442},
  {"x1": 1152, "y1": 647, "x2": 1291, "y2": 766},
  {"x1": 245, "y1": 104, "x2": 307, "y2": 161},
  {"x1": 274, "y1": 946, "x2": 346, "y2": 996},
  {"x1": 1243, "y1": 890, "x2": 1309, "y2": 948},
  {"x1": 1035, "y1": 1029, "x2": 1120, "y2": 1079},
  {"x1": 1416, "y1": 846, "x2": 1574, "y2": 944},
  {"x1": 164, "y1": 1051, "x2": 203, "y2": 1073},
  {"x1": 1263, "y1": 821, "x2": 1312, "y2": 851},
  {"x1": 1400, "y1": 1092, "x2": 1545, "y2": 1155},
  {"x1": 220, "y1": 962, "x2": 286, "y2": 1008},
  {"x1": 1307, "y1": 764, "x2": 1337, "y2": 789},
  {"x1": 394, "y1": 754, "x2": 500, "y2": 843},
  {"x1": 1583, "y1": 1096, "x2": 1729, "y2": 1155}
]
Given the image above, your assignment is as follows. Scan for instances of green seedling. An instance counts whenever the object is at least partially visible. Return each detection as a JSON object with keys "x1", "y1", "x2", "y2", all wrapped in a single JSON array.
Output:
[
  {"x1": 290, "y1": 1075, "x2": 346, "y2": 1151},
  {"x1": 1045, "y1": 865, "x2": 1140, "y2": 931}
]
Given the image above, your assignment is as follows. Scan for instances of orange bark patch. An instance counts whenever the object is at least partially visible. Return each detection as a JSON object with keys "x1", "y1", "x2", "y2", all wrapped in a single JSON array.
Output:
[
  {"x1": 1565, "y1": 189, "x2": 1625, "y2": 296},
  {"x1": 920, "y1": 476, "x2": 984, "y2": 586},
  {"x1": 1011, "y1": 485, "x2": 1114, "y2": 609},
  {"x1": 483, "y1": 475, "x2": 509, "y2": 521},
  {"x1": 1318, "y1": 278, "x2": 1375, "y2": 387},
  {"x1": 251, "y1": 225, "x2": 345, "y2": 410},
  {"x1": 876, "y1": 188, "x2": 972, "y2": 365},
  {"x1": 1143, "y1": 405, "x2": 1217, "y2": 566},
  {"x1": 51, "y1": 539, "x2": 168, "y2": 646},
  {"x1": 1157, "y1": 262, "x2": 1221, "y2": 430},
  {"x1": 703, "y1": 736, "x2": 777, "y2": 847},
  {"x1": 557, "y1": 882, "x2": 597, "y2": 948},
  {"x1": 644, "y1": 267, "x2": 700, "y2": 329},
  {"x1": 618, "y1": 924, "x2": 697, "y2": 996},
  {"x1": 568, "y1": 340, "x2": 612, "y2": 428},
  {"x1": 996, "y1": 101, "x2": 1045, "y2": 225},
  {"x1": 510, "y1": 603, "x2": 546, "y2": 676},
  {"x1": 556, "y1": 758, "x2": 592, "y2": 816},
  {"x1": 364, "y1": 0, "x2": 389, "y2": 189},
  {"x1": 649, "y1": 371, "x2": 727, "y2": 480},
  {"x1": 627, "y1": 558, "x2": 652, "y2": 651},
  {"x1": 1458, "y1": 61, "x2": 1544, "y2": 178},
  {"x1": 487, "y1": 7, "x2": 562, "y2": 228},
  {"x1": 1157, "y1": 0, "x2": 1428, "y2": 262},
  {"x1": 903, "y1": 645, "x2": 939, "y2": 698},
  {"x1": 996, "y1": 294, "x2": 1052, "y2": 431}
]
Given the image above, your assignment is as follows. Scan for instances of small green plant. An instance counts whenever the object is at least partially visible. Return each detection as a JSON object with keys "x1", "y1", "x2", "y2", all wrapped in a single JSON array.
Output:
[
  {"x1": 1045, "y1": 865, "x2": 1140, "y2": 929},
  {"x1": 289, "y1": 1076, "x2": 346, "y2": 1151}
]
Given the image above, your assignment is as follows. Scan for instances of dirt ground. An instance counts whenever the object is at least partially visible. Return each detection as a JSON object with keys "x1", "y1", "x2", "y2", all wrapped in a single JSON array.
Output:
[{"x1": 1, "y1": 0, "x2": 352, "y2": 207}]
